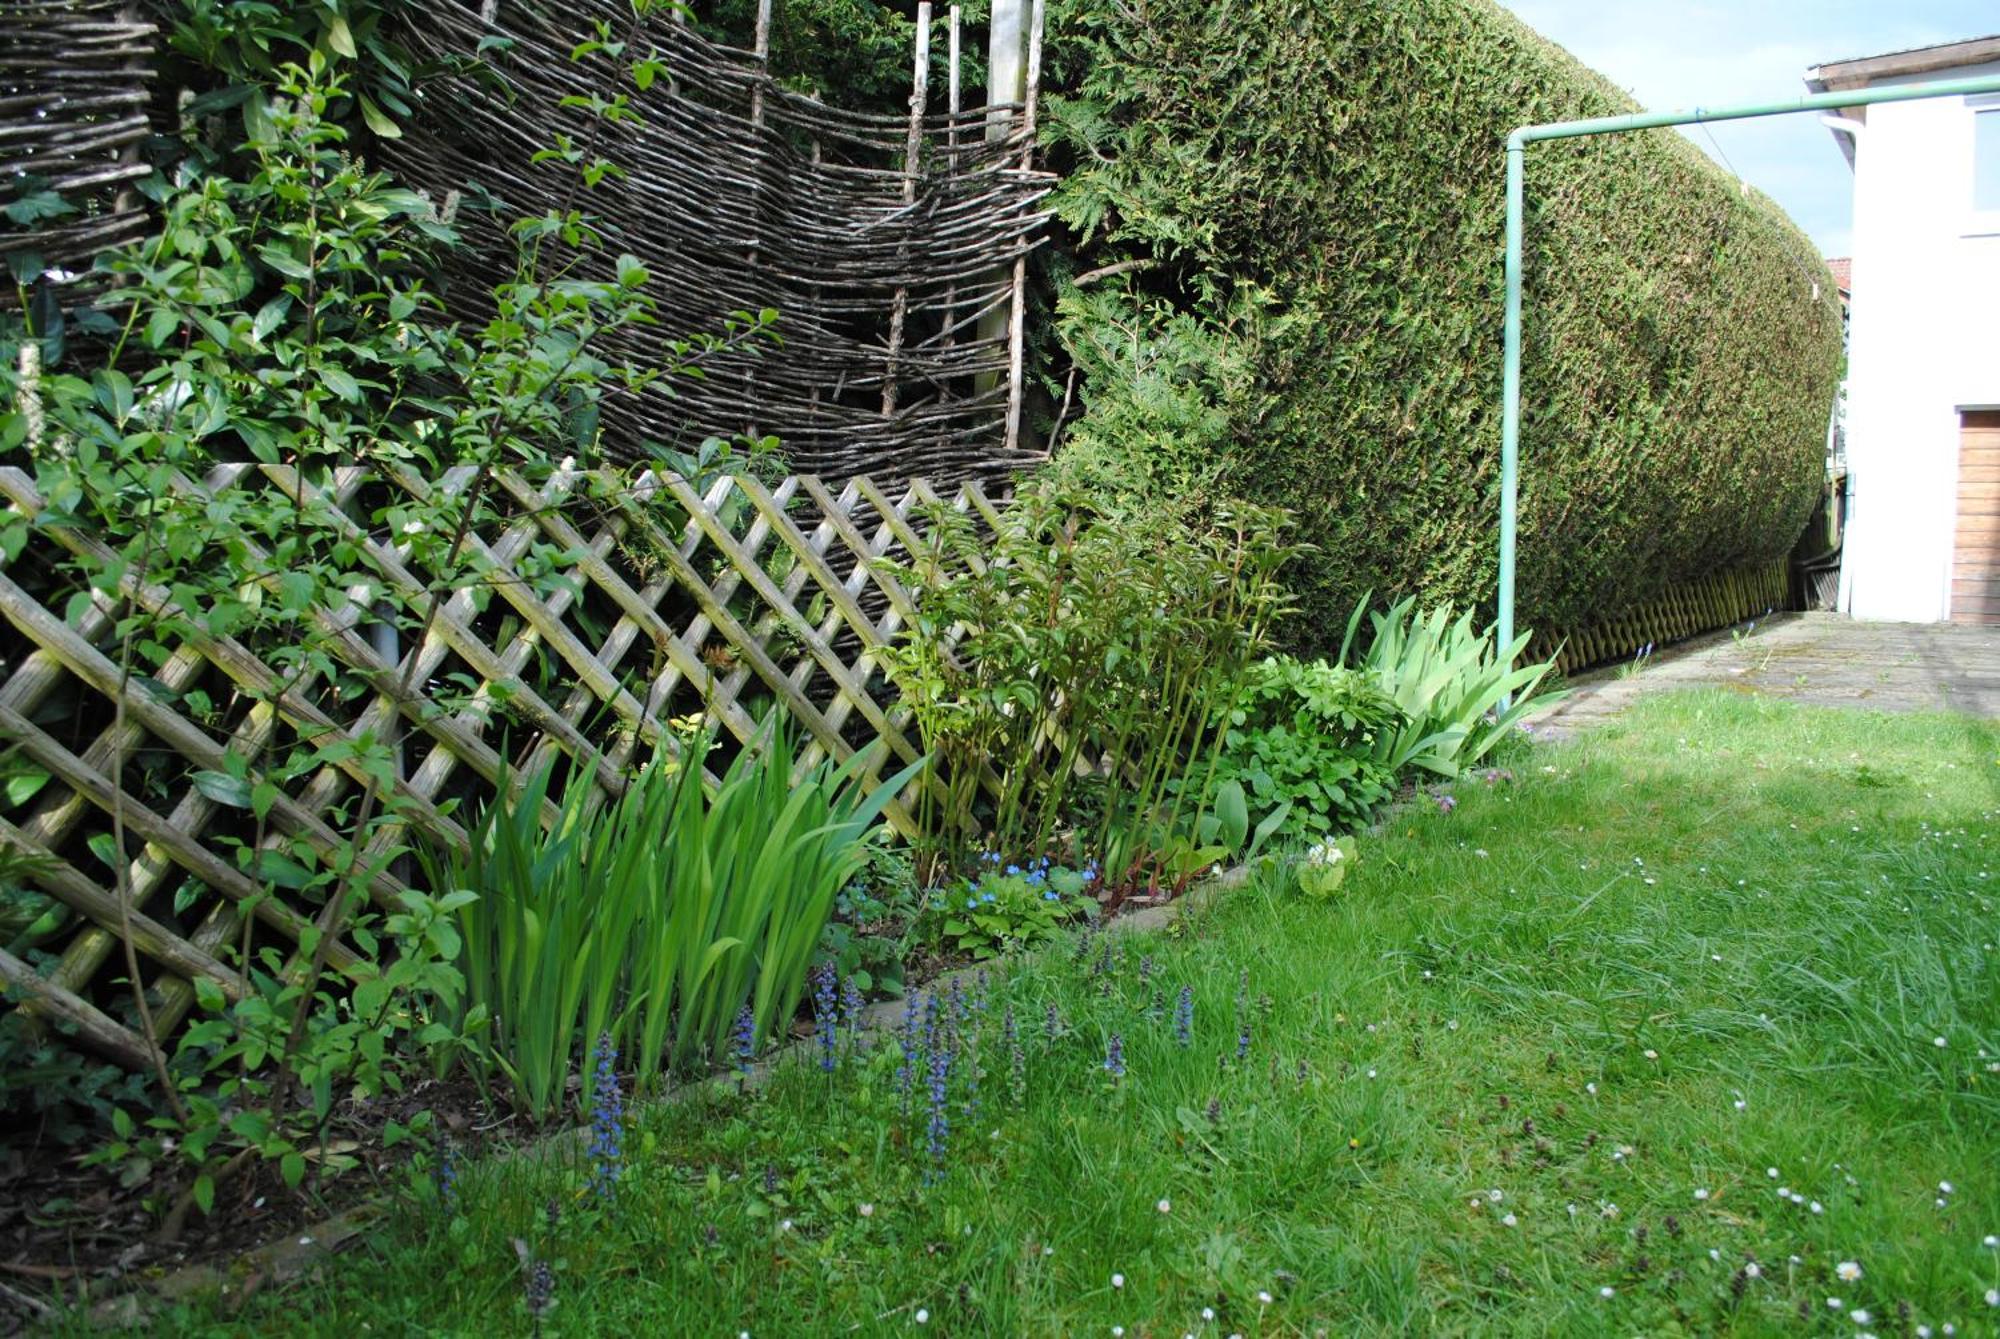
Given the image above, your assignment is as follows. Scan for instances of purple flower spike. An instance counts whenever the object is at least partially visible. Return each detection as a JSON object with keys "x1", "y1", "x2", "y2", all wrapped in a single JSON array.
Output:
[{"x1": 587, "y1": 1032, "x2": 624, "y2": 1201}]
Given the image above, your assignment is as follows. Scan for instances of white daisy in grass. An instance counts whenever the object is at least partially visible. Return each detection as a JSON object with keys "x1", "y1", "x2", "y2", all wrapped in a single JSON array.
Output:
[{"x1": 1836, "y1": 1261, "x2": 1863, "y2": 1282}]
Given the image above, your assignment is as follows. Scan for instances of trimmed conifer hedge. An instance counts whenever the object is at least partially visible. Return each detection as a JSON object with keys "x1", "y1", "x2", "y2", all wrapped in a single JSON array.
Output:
[{"x1": 1040, "y1": 0, "x2": 1845, "y2": 648}]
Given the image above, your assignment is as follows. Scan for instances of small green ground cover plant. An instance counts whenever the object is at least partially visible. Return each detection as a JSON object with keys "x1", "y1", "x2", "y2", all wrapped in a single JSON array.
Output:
[
  {"x1": 915, "y1": 853, "x2": 1100, "y2": 960},
  {"x1": 107, "y1": 690, "x2": 2000, "y2": 1334}
]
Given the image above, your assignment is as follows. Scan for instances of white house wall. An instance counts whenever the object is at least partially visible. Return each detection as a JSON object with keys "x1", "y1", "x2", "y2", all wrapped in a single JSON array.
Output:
[{"x1": 1842, "y1": 57, "x2": 2000, "y2": 622}]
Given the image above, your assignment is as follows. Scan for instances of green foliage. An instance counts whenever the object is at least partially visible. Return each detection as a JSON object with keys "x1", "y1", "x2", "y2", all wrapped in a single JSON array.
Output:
[
  {"x1": 1209, "y1": 656, "x2": 1399, "y2": 842},
  {"x1": 2, "y1": 30, "x2": 772, "y2": 1211},
  {"x1": 880, "y1": 484, "x2": 1299, "y2": 888},
  {"x1": 1039, "y1": 0, "x2": 1845, "y2": 646},
  {"x1": 148, "y1": 0, "x2": 429, "y2": 143},
  {"x1": 700, "y1": 0, "x2": 989, "y2": 113},
  {"x1": 917, "y1": 855, "x2": 1096, "y2": 961},
  {"x1": 86, "y1": 888, "x2": 466, "y2": 1206},
  {"x1": 1340, "y1": 595, "x2": 1558, "y2": 777},
  {"x1": 437, "y1": 723, "x2": 922, "y2": 1121},
  {"x1": 0, "y1": 1010, "x2": 154, "y2": 1147},
  {"x1": 818, "y1": 842, "x2": 923, "y2": 997}
]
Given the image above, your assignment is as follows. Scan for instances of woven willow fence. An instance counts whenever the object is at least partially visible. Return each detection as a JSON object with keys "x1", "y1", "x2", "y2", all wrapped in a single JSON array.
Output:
[
  {"x1": 0, "y1": 0, "x2": 157, "y2": 307},
  {"x1": 384, "y1": 1, "x2": 1056, "y2": 484},
  {"x1": 0, "y1": 463, "x2": 1009, "y2": 1070}
]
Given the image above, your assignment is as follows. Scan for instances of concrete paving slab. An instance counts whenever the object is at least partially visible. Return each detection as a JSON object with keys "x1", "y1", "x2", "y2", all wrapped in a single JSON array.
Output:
[{"x1": 1525, "y1": 612, "x2": 2000, "y2": 738}]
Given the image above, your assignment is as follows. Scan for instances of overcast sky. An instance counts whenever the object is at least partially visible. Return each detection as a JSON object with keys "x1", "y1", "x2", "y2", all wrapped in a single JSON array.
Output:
[{"x1": 1497, "y1": 1, "x2": 2000, "y2": 257}]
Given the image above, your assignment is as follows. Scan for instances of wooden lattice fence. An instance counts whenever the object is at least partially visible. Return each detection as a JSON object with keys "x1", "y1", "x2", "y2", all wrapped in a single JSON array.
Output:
[{"x1": 0, "y1": 464, "x2": 1002, "y2": 1070}]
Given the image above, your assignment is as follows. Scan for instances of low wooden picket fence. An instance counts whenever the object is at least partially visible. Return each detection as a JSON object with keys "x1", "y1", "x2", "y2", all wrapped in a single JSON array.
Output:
[
  {"x1": 0, "y1": 463, "x2": 1000, "y2": 1070},
  {"x1": 1533, "y1": 558, "x2": 1793, "y2": 675}
]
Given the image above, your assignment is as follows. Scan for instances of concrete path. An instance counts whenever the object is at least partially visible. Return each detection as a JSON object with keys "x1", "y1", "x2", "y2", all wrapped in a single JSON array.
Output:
[{"x1": 1525, "y1": 612, "x2": 2000, "y2": 737}]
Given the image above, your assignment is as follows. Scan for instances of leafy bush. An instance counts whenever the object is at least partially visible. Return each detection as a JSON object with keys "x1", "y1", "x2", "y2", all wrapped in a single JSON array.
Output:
[
  {"x1": 816, "y1": 843, "x2": 924, "y2": 997},
  {"x1": 1209, "y1": 656, "x2": 1399, "y2": 842},
  {"x1": 1039, "y1": 0, "x2": 1844, "y2": 646},
  {"x1": 1339, "y1": 596, "x2": 1558, "y2": 778},
  {"x1": 918, "y1": 855, "x2": 1098, "y2": 962},
  {"x1": 881, "y1": 484, "x2": 1299, "y2": 889},
  {"x1": 437, "y1": 723, "x2": 921, "y2": 1121}
]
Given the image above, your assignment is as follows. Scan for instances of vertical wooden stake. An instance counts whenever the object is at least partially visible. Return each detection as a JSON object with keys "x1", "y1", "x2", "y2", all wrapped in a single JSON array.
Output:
[
  {"x1": 808, "y1": 132, "x2": 825, "y2": 427},
  {"x1": 881, "y1": 1, "x2": 932, "y2": 417},
  {"x1": 942, "y1": 5, "x2": 962, "y2": 356},
  {"x1": 742, "y1": 0, "x2": 776, "y2": 435},
  {"x1": 1001, "y1": 0, "x2": 1045, "y2": 459},
  {"x1": 749, "y1": 0, "x2": 774, "y2": 127}
]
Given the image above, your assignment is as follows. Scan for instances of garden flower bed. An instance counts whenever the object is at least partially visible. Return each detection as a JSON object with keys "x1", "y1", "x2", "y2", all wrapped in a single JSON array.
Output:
[{"x1": 64, "y1": 690, "x2": 1999, "y2": 1334}]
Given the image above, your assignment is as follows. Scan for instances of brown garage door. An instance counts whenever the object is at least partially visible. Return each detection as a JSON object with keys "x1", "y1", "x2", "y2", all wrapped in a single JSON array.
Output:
[{"x1": 1954, "y1": 411, "x2": 2000, "y2": 624}]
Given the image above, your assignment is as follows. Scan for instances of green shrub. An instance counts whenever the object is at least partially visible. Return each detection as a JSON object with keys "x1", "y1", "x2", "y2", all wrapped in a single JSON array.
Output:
[
  {"x1": 1041, "y1": 0, "x2": 1844, "y2": 646},
  {"x1": 880, "y1": 484, "x2": 1300, "y2": 888},
  {"x1": 1339, "y1": 596, "x2": 1557, "y2": 777},
  {"x1": 1209, "y1": 656, "x2": 1399, "y2": 841}
]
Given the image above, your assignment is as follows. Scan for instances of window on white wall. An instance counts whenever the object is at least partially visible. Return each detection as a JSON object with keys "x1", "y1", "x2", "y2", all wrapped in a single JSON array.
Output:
[{"x1": 1977, "y1": 104, "x2": 2000, "y2": 214}]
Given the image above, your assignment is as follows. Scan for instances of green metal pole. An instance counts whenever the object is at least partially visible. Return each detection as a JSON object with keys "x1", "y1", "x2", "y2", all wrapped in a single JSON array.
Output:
[
  {"x1": 1496, "y1": 71, "x2": 2000, "y2": 706},
  {"x1": 1498, "y1": 138, "x2": 1524, "y2": 664}
]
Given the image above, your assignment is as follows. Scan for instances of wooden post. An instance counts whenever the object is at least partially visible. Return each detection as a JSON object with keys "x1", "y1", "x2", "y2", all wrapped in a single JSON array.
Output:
[
  {"x1": 749, "y1": 0, "x2": 774, "y2": 127},
  {"x1": 975, "y1": 0, "x2": 1029, "y2": 394},
  {"x1": 986, "y1": 0, "x2": 1027, "y2": 143},
  {"x1": 1001, "y1": 0, "x2": 1045, "y2": 458},
  {"x1": 941, "y1": 5, "x2": 962, "y2": 357},
  {"x1": 743, "y1": 0, "x2": 776, "y2": 432},
  {"x1": 881, "y1": 2, "x2": 932, "y2": 417}
]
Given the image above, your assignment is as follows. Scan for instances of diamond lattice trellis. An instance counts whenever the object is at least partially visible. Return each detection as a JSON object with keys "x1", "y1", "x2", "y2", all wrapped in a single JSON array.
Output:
[{"x1": 0, "y1": 463, "x2": 1008, "y2": 1070}]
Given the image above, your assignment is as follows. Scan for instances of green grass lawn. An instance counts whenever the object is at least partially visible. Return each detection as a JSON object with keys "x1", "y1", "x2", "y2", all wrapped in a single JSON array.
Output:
[{"x1": 125, "y1": 691, "x2": 2000, "y2": 1336}]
